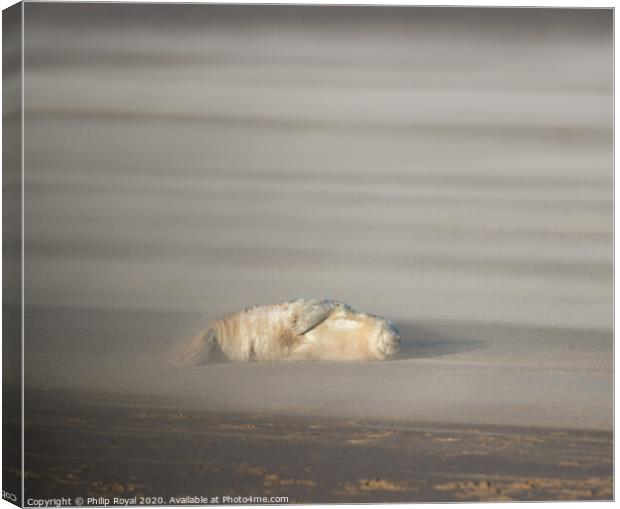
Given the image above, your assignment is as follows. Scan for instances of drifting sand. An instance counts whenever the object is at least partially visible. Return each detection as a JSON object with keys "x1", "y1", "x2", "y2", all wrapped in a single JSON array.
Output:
[{"x1": 24, "y1": 305, "x2": 611, "y2": 431}]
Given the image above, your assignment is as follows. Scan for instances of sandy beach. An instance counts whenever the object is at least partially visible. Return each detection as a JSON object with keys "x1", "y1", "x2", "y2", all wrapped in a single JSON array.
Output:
[
  {"x1": 24, "y1": 306, "x2": 612, "y2": 431},
  {"x1": 15, "y1": 5, "x2": 613, "y2": 503},
  {"x1": 21, "y1": 304, "x2": 612, "y2": 502},
  {"x1": 23, "y1": 388, "x2": 612, "y2": 503}
]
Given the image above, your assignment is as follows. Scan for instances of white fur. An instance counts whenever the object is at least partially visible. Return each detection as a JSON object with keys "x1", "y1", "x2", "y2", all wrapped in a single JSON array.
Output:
[{"x1": 177, "y1": 299, "x2": 400, "y2": 365}]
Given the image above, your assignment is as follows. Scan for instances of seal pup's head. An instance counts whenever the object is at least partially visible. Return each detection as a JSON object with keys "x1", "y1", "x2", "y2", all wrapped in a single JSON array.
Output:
[{"x1": 371, "y1": 317, "x2": 401, "y2": 359}]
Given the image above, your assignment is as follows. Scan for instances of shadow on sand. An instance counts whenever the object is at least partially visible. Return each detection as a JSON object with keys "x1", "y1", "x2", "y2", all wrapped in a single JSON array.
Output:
[{"x1": 396, "y1": 322, "x2": 487, "y2": 360}]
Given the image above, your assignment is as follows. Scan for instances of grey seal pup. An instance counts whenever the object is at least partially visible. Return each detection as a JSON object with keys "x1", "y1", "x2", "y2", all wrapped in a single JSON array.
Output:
[{"x1": 177, "y1": 299, "x2": 400, "y2": 365}]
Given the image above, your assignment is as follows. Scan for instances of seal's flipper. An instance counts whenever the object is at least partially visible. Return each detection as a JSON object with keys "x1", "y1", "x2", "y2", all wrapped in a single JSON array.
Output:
[{"x1": 289, "y1": 299, "x2": 337, "y2": 335}]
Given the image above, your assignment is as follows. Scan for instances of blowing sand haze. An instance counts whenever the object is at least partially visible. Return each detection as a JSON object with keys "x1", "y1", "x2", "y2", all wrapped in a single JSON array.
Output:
[
  {"x1": 177, "y1": 299, "x2": 401, "y2": 365},
  {"x1": 7, "y1": 3, "x2": 611, "y2": 504}
]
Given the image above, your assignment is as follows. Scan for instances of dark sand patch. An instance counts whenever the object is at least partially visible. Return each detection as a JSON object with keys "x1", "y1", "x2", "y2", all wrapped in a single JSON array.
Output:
[{"x1": 24, "y1": 389, "x2": 612, "y2": 504}]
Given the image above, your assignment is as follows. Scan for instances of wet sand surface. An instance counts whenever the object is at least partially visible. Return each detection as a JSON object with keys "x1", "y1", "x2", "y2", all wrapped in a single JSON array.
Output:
[{"x1": 23, "y1": 389, "x2": 612, "y2": 503}]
